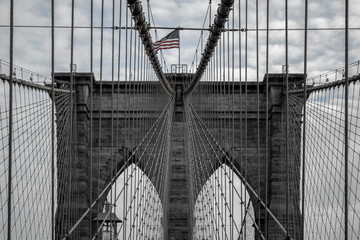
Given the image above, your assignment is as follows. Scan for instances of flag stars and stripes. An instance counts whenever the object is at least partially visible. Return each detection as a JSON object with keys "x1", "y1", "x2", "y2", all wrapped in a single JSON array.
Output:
[{"x1": 153, "y1": 29, "x2": 179, "y2": 52}]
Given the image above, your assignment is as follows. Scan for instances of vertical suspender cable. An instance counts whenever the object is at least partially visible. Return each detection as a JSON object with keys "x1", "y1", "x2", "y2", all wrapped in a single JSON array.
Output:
[
  {"x1": 255, "y1": 0, "x2": 261, "y2": 234},
  {"x1": 238, "y1": 1, "x2": 243, "y2": 238},
  {"x1": 244, "y1": 0, "x2": 248, "y2": 237},
  {"x1": 89, "y1": 0, "x2": 94, "y2": 238},
  {"x1": 115, "y1": 0, "x2": 123, "y2": 238},
  {"x1": 128, "y1": 13, "x2": 133, "y2": 238},
  {"x1": 110, "y1": 0, "x2": 115, "y2": 232},
  {"x1": 265, "y1": 0, "x2": 270, "y2": 238},
  {"x1": 97, "y1": 0, "x2": 105, "y2": 237},
  {"x1": 68, "y1": 0, "x2": 75, "y2": 235},
  {"x1": 344, "y1": 0, "x2": 349, "y2": 239},
  {"x1": 209, "y1": 0, "x2": 211, "y2": 27},
  {"x1": 116, "y1": 0, "x2": 124, "y2": 235},
  {"x1": 51, "y1": 0, "x2": 55, "y2": 238},
  {"x1": 128, "y1": 25, "x2": 135, "y2": 239},
  {"x1": 215, "y1": 45, "x2": 219, "y2": 238},
  {"x1": 231, "y1": 6, "x2": 235, "y2": 240},
  {"x1": 123, "y1": 7, "x2": 129, "y2": 238},
  {"x1": 220, "y1": 36, "x2": 224, "y2": 239},
  {"x1": 226, "y1": 18, "x2": 230, "y2": 239},
  {"x1": 222, "y1": 26, "x2": 226, "y2": 240},
  {"x1": 302, "y1": 0, "x2": 308, "y2": 239},
  {"x1": 136, "y1": 41, "x2": 143, "y2": 239},
  {"x1": 7, "y1": 0, "x2": 14, "y2": 239},
  {"x1": 285, "y1": 0, "x2": 290, "y2": 237}
]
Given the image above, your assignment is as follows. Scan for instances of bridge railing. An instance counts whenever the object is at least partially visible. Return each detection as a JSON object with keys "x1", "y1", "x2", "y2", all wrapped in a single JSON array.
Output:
[
  {"x1": 288, "y1": 60, "x2": 360, "y2": 94},
  {"x1": 0, "y1": 59, "x2": 52, "y2": 86},
  {"x1": 307, "y1": 60, "x2": 360, "y2": 86},
  {"x1": 171, "y1": 64, "x2": 188, "y2": 74}
]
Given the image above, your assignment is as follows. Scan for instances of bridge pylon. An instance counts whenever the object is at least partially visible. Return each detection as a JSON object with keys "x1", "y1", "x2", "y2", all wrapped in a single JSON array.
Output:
[{"x1": 53, "y1": 72, "x2": 304, "y2": 240}]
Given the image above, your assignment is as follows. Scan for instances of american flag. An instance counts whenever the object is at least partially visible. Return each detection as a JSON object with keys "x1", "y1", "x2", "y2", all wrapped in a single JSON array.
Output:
[{"x1": 153, "y1": 29, "x2": 179, "y2": 52}]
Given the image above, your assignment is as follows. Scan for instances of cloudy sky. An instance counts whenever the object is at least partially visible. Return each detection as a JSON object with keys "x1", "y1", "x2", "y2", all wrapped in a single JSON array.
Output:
[
  {"x1": 0, "y1": 0, "x2": 359, "y2": 81},
  {"x1": 0, "y1": 0, "x2": 359, "y2": 239}
]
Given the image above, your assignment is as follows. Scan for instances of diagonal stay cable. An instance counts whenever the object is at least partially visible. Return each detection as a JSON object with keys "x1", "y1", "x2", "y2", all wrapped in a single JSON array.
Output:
[
  {"x1": 62, "y1": 96, "x2": 173, "y2": 238},
  {"x1": 185, "y1": 99, "x2": 262, "y2": 239},
  {"x1": 127, "y1": 0, "x2": 173, "y2": 96},
  {"x1": 184, "y1": 0, "x2": 234, "y2": 96},
  {"x1": 186, "y1": 98, "x2": 291, "y2": 237}
]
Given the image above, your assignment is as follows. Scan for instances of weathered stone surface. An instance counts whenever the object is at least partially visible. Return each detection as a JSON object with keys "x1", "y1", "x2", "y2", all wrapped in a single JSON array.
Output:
[
  {"x1": 166, "y1": 91, "x2": 192, "y2": 239},
  {"x1": 54, "y1": 73, "x2": 304, "y2": 240},
  {"x1": 190, "y1": 74, "x2": 304, "y2": 239}
]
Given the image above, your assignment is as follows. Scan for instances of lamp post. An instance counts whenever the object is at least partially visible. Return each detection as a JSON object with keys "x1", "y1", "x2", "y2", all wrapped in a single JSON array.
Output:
[{"x1": 93, "y1": 201, "x2": 122, "y2": 240}]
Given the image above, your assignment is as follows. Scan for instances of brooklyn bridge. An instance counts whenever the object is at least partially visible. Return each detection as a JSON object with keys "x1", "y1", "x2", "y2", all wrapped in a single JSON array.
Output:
[{"x1": 0, "y1": 0, "x2": 359, "y2": 239}]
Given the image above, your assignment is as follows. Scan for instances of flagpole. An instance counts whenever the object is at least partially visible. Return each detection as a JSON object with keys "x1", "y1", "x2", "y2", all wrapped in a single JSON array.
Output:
[{"x1": 178, "y1": 26, "x2": 180, "y2": 72}]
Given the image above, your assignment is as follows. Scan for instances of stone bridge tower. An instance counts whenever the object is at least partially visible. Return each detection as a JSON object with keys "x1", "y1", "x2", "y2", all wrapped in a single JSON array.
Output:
[{"x1": 53, "y1": 72, "x2": 304, "y2": 240}]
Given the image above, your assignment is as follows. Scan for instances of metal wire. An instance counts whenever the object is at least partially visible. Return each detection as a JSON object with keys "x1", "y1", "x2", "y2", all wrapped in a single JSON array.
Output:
[
  {"x1": 1, "y1": 1, "x2": 360, "y2": 240},
  {"x1": 7, "y1": 0, "x2": 14, "y2": 239}
]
